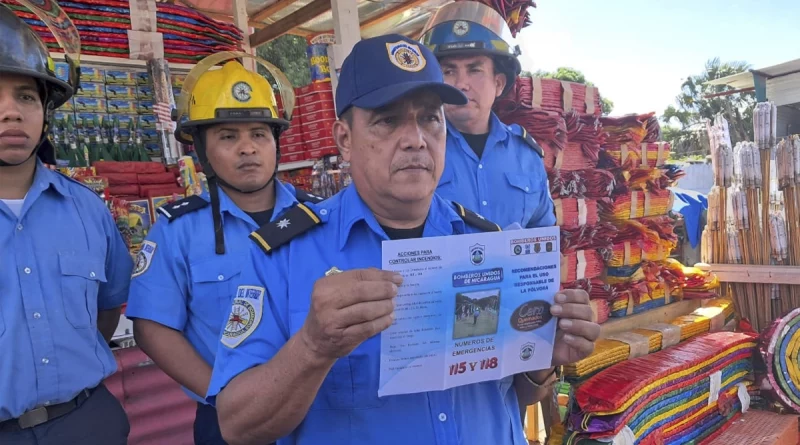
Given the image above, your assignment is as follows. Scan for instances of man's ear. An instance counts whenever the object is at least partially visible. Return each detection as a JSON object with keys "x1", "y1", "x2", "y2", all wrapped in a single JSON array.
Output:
[
  {"x1": 495, "y1": 72, "x2": 507, "y2": 99},
  {"x1": 333, "y1": 119, "x2": 351, "y2": 162}
]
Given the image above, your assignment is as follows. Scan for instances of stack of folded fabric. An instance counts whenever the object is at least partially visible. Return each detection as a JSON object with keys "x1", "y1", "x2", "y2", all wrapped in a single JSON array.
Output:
[
  {"x1": 564, "y1": 331, "x2": 756, "y2": 444},
  {"x1": 759, "y1": 307, "x2": 800, "y2": 414},
  {"x1": 3, "y1": 0, "x2": 242, "y2": 63},
  {"x1": 562, "y1": 298, "x2": 736, "y2": 383}
]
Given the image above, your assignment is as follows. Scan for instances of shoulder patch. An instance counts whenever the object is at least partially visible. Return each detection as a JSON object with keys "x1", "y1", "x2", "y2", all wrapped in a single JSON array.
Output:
[
  {"x1": 519, "y1": 127, "x2": 544, "y2": 158},
  {"x1": 132, "y1": 241, "x2": 157, "y2": 278},
  {"x1": 294, "y1": 189, "x2": 326, "y2": 204},
  {"x1": 451, "y1": 202, "x2": 502, "y2": 232},
  {"x1": 157, "y1": 195, "x2": 208, "y2": 221},
  {"x1": 249, "y1": 203, "x2": 322, "y2": 254},
  {"x1": 221, "y1": 285, "x2": 265, "y2": 348}
]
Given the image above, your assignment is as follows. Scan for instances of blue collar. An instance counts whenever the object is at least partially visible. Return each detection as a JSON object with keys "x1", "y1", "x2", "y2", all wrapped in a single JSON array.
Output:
[
  {"x1": 336, "y1": 185, "x2": 466, "y2": 250},
  {"x1": 446, "y1": 113, "x2": 511, "y2": 160},
  {"x1": 34, "y1": 161, "x2": 73, "y2": 198},
  {"x1": 202, "y1": 180, "x2": 298, "y2": 224}
]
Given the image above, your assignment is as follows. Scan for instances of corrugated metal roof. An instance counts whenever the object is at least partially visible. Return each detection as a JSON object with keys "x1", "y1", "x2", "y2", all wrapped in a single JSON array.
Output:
[
  {"x1": 107, "y1": 347, "x2": 196, "y2": 445},
  {"x1": 705, "y1": 57, "x2": 800, "y2": 89}
]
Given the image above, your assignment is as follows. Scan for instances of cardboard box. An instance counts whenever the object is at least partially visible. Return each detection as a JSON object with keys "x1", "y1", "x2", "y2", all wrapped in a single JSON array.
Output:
[
  {"x1": 106, "y1": 99, "x2": 137, "y2": 114},
  {"x1": 136, "y1": 85, "x2": 155, "y2": 100},
  {"x1": 53, "y1": 111, "x2": 74, "y2": 123},
  {"x1": 281, "y1": 152, "x2": 307, "y2": 163},
  {"x1": 105, "y1": 70, "x2": 138, "y2": 86},
  {"x1": 297, "y1": 82, "x2": 332, "y2": 97},
  {"x1": 298, "y1": 90, "x2": 334, "y2": 106},
  {"x1": 299, "y1": 99, "x2": 335, "y2": 116},
  {"x1": 305, "y1": 126, "x2": 334, "y2": 143},
  {"x1": 74, "y1": 97, "x2": 107, "y2": 113},
  {"x1": 282, "y1": 142, "x2": 305, "y2": 154},
  {"x1": 137, "y1": 100, "x2": 154, "y2": 114},
  {"x1": 135, "y1": 71, "x2": 151, "y2": 86},
  {"x1": 76, "y1": 82, "x2": 106, "y2": 98},
  {"x1": 57, "y1": 98, "x2": 75, "y2": 112},
  {"x1": 172, "y1": 74, "x2": 187, "y2": 88},
  {"x1": 138, "y1": 115, "x2": 158, "y2": 129},
  {"x1": 303, "y1": 109, "x2": 336, "y2": 124},
  {"x1": 106, "y1": 85, "x2": 138, "y2": 100},
  {"x1": 302, "y1": 119, "x2": 334, "y2": 133},
  {"x1": 281, "y1": 134, "x2": 304, "y2": 146},
  {"x1": 306, "y1": 137, "x2": 337, "y2": 151},
  {"x1": 307, "y1": 147, "x2": 338, "y2": 159},
  {"x1": 57, "y1": 64, "x2": 103, "y2": 83}
]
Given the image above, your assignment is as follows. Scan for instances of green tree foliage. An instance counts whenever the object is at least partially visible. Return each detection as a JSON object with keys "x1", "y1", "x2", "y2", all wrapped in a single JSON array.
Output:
[
  {"x1": 521, "y1": 67, "x2": 614, "y2": 115},
  {"x1": 661, "y1": 58, "x2": 755, "y2": 158},
  {"x1": 255, "y1": 35, "x2": 312, "y2": 88}
]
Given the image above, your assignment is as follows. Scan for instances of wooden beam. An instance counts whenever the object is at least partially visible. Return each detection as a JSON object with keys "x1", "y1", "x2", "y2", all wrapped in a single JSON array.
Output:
[
  {"x1": 360, "y1": 0, "x2": 428, "y2": 30},
  {"x1": 250, "y1": 0, "x2": 297, "y2": 23},
  {"x1": 695, "y1": 263, "x2": 800, "y2": 285},
  {"x1": 249, "y1": 0, "x2": 331, "y2": 47},
  {"x1": 599, "y1": 299, "x2": 702, "y2": 338},
  {"x1": 232, "y1": 0, "x2": 256, "y2": 71}
]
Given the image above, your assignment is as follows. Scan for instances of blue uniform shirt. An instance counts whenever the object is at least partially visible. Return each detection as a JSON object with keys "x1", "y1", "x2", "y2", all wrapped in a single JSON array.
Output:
[
  {"x1": 0, "y1": 161, "x2": 132, "y2": 421},
  {"x1": 207, "y1": 185, "x2": 528, "y2": 445},
  {"x1": 125, "y1": 181, "x2": 300, "y2": 403},
  {"x1": 437, "y1": 113, "x2": 557, "y2": 229}
]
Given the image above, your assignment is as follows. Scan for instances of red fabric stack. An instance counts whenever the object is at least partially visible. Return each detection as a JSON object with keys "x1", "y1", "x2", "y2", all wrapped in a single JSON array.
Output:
[{"x1": 95, "y1": 161, "x2": 181, "y2": 199}]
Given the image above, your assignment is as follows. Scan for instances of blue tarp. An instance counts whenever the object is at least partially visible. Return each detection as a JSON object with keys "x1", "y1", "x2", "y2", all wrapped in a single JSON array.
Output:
[{"x1": 670, "y1": 187, "x2": 707, "y2": 249}]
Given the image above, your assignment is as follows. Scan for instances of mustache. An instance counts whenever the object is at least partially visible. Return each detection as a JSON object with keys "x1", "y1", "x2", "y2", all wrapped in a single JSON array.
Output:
[{"x1": 393, "y1": 157, "x2": 434, "y2": 172}]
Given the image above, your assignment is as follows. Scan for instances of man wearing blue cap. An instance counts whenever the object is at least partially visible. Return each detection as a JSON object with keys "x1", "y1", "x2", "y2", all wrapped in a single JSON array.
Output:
[{"x1": 205, "y1": 34, "x2": 599, "y2": 445}]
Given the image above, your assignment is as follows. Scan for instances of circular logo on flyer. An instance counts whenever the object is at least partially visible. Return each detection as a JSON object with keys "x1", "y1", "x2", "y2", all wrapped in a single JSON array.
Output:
[{"x1": 510, "y1": 300, "x2": 552, "y2": 332}]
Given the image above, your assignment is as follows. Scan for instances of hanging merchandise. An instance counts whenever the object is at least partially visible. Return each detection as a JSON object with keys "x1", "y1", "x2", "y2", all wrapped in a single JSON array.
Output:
[
  {"x1": 306, "y1": 33, "x2": 335, "y2": 84},
  {"x1": 753, "y1": 101, "x2": 778, "y2": 150},
  {"x1": 3, "y1": 0, "x2": 242, "y2": 63}
]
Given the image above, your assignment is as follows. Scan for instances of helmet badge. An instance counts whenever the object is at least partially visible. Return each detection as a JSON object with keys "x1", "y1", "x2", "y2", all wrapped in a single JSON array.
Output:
[
  {"x1": 453, "y1": 20, "x2": 470, "y2": 36},
  {"x1": 385, "y1": 41, "x2": 427, "y2": 73},
  {"x1": 232, "y1": 81, "x2": 253, "y2": 102}
]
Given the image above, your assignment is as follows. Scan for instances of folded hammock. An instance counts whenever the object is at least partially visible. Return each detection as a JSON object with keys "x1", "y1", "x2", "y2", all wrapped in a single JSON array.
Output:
[
  {"x1": 760, "y1": 307, "x2": 800, "y2": 413},
  {"x1": 566, "y1": 331, "x2": 756, "y2": 444},
  {"x1": 561, "y1": 250, "x2": 604, "y2": 283},
  {"x1": 555, "y1": 198, "x2": 603, "y2": 230},
  {"x1": 549, "y1": 168, "x2": 615, "y2": 199},
  {"x1": 601, "y1": 142, "x2": 672, "y2": 170},
  {"x1": 563, "y1": 299, "x2": 736, "y2": 380},
  {"x1": 600, "y1": 189, "x2": 674, "y2": 221}
]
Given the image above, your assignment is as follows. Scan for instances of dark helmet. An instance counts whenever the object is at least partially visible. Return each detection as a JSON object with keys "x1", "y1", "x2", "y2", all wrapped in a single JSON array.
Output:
[
  {"x1": 0, "y1": 5, "x2": 76, "y2": 166},
  {"x1": 0, "y1": 6, "x2": 73, "y2": 109},
  {"x1": 420, "y1": 1, "x2": 521, "y2": 98}
]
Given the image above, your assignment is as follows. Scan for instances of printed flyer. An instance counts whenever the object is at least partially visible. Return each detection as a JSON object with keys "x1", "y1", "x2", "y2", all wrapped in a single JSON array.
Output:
[{"x1": 379, "y1": 226, "x2": 560, "y2": 397}]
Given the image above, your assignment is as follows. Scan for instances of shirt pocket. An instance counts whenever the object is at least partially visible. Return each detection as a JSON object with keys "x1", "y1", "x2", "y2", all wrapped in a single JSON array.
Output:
[
  {"x1": 504, "y1": 173, "x2": 543, "y2": 226},
  {"x1": 59, "y1": 252, "x2": 107, "y2": 329},
  {"x1": 189, "y1": 258, "x2": 243, "y2": 317},
  {"x1": 290, "y1": 311, "x2": 386, "y2": 411}
]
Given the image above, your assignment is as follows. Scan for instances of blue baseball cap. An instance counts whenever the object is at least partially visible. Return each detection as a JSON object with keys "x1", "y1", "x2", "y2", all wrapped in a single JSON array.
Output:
[{"x1": 335, "y1": 34, "x2": 468, "y2": 117}]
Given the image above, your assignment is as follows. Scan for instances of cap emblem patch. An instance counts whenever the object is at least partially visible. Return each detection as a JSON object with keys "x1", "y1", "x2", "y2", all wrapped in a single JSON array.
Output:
[{"x1": 385, "y1": 41, "x2": 427, "y2": 73}]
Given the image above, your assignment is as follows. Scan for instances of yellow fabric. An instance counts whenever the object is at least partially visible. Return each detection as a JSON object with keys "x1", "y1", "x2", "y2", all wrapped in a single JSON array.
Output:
[{"x1": 188, "y1": 61, "x2": 280, "y2": 123}]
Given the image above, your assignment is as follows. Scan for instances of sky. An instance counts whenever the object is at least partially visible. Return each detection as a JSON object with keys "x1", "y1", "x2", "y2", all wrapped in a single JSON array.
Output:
[{"x1": 516, "y1": 0, "x2": 800, "y2": 117}]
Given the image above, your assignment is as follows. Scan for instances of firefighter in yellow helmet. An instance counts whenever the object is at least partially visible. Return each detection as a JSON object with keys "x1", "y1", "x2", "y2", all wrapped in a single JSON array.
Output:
[{"x1": 126, "y1": 59, "x2": 321, "y2": 445}]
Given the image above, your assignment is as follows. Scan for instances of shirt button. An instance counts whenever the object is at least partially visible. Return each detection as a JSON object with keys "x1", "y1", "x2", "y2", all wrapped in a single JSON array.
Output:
[
  {"x1": 90, "y1": 272, "x2": 96, "y2": 278},
  {"x1": 43, "y1": 401, "x2": 50, "y2": 406},
  {"x1": 438, "y1": 413, "x2": 447, "y2": 422},
  {"x1": 16, "y1": 224, "x2": 23, "y2": 231},
  {"x1": 217, "y1": 275, "x2": 224, "y2": 281},
  {"x1": 482, "y1": 201, "x2": 488, "y2": 206},
  {"x1": 24, "y1": 267, "x2": 31, "y2": 274},
  {"x1": 33, "y1": 312, "x2": 41, "y2": 319},
  {"x1": 319, "y1": 209, "x2": 328, "y2": 216},
  {"x1": 478, "y1": 164, "x2": 483, "y2": 169},
  {"x1": 525, "y1": 186, "x2": 530, "y2": 192},
  {"x1": 41, "y1": 358, "x2": 49, "y2": 365}
]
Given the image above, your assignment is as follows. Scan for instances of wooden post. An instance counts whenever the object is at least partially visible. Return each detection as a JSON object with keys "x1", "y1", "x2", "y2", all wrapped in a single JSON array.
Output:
[
  {"x1": 233, "y1": 0, "x2": 257, "y2": 72},
  {"x1": 328, "y1": 0, "x2": 360, "y2": 98}
]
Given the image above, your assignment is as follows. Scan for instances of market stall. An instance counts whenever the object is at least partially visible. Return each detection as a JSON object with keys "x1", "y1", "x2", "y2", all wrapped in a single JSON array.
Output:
[{"x1": 8, "y1": 0, "x2": 800, "y2": 443}]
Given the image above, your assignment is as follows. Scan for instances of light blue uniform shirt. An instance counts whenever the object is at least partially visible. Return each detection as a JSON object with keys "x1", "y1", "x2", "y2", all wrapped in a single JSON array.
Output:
[
  {"x1": 437, "y1": 113, "x2": 557, "y2": 229},
  {"x1": 0, "y1": 161, "x2": 132, "y2": 421},
  {"x1": 207, "y1": 185, "x2": 528, "y2": 445},
  {"x1": 125, "y1": 181, "x2": 300, "y2": 403}
]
